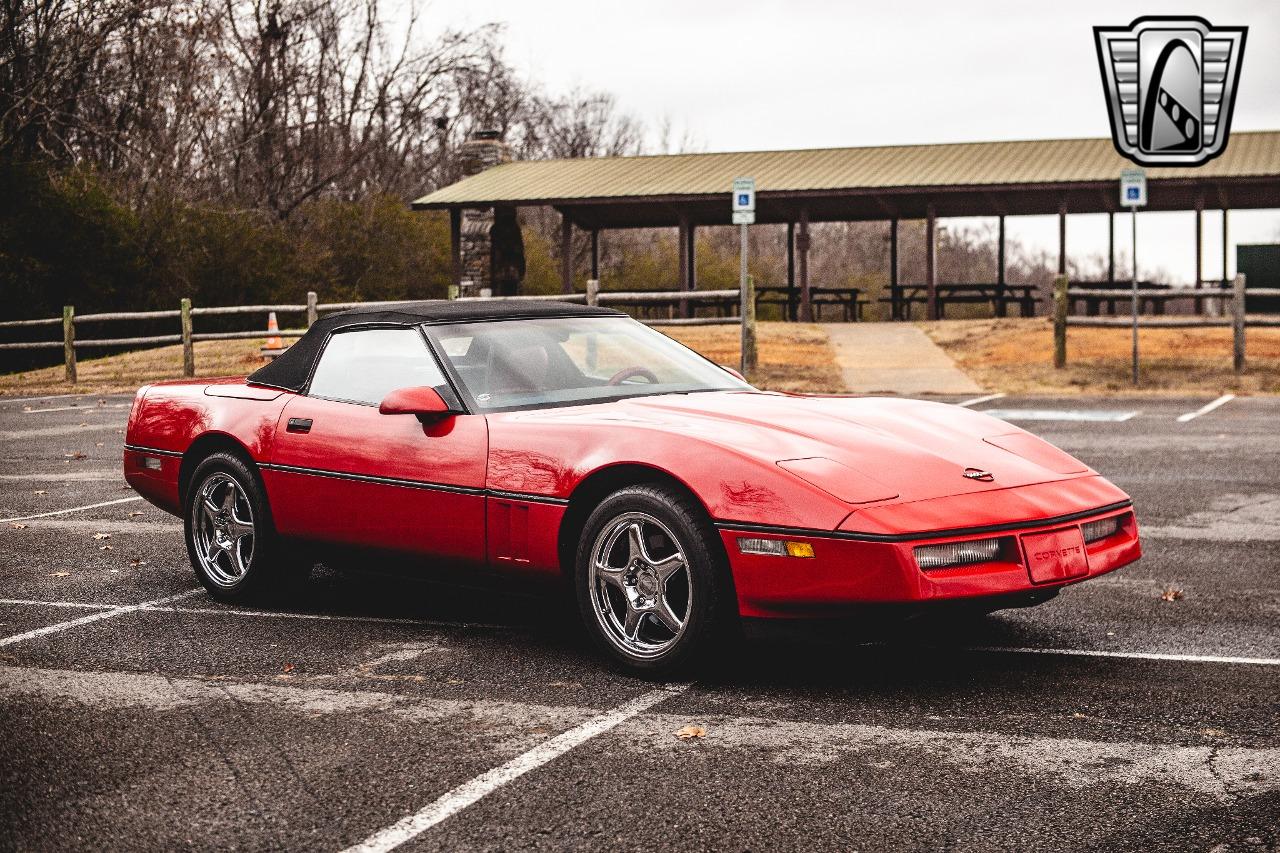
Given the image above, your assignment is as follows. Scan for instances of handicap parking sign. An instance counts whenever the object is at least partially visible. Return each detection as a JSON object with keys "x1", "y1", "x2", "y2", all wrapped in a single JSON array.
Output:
[{"x1": 738, "y1": 193, "x2": 750, "y2": 206}]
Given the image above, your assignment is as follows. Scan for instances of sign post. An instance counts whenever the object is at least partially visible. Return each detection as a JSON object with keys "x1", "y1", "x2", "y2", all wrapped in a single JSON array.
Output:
[
  {"x1": 732, "y1": 177, "x2": 757, "y2": 376},
  {"x1": 1120, "y1": 168, "x2": 1147, "y2": 385}
]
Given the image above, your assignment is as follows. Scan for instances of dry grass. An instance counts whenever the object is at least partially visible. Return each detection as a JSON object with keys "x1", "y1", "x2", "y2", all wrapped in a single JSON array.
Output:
[
  {"x1": 0, "y1": 322, "x2": 845, "y2": 397},
  {"x1": 0, "y1": 340, "x2": 269, "y2": 397},
  {"x1": 923, "y1": 317, "x2": 1280, "y2": 395},
  {"x1": 664, "y1": 322, "x2": 845, "y2": 393}
]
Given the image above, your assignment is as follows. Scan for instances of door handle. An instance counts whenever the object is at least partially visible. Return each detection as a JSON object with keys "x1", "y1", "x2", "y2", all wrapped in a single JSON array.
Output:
[{"x1": 286, "y1": 417, "x2": 313, "y2": 434}]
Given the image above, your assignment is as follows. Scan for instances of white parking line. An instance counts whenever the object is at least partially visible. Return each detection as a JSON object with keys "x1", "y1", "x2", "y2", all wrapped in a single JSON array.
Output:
[
  {"x1": 980, "y1": 409, "x2": 1139, "y2": 423},
  {"x1": 1, "y1": 496, "x2": 143, "y2": 523},
  {"x1": 151, "y1": 605, "x2": 509, "y2": 631},
  {"x1": 0, "y1": 588, "x2": 202, "y2": 647},
  {"x1": 956, "y1": 392, "x2": 1005, "y2": 408},
  {"x1": 1176, "y1": 393, "x2": 1235, "y2": 423},
  {"x1": 340, "y1": 684, "x2": 690, "y2": 853},
  {"x1": 0, "y1": 599, "x2": 113, "y2": 610},
  {"x1": 0, "y1": 393, "x2": 84, "y2": 405},
  {"x1": 966, "y1": 645, "x2": 1280, "y2": 667},
  {"x1": 22, "y1": 403, "x2": 128, "y2": 414}
]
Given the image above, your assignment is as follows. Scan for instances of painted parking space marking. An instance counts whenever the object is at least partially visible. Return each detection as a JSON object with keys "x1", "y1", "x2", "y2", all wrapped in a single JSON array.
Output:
[
  {"x1": 150, "y1": 605, "x2": 510, "y2": 631},
  {"x1": 0, "y1": 393, "x2": 85, "y2": 405},
  {"x1": 0, "y1": 599, "x2": 114, "y2": 610},
  {"x1": 340, "y1": 684, "x2": 689, "y2": 853},
  {"x1": 980, "y1": 409, "x2": 1139, "y2": 422},
  {"x1": 1, "y1": 496, "x2": 143, "y2": 523},
  {"x1": 964, "y1": 645, "x2": 1280, "y2": 667},
  {"x1": 0, "y1": 423, "x2": 126, "y2": 440},
  {"x1": 1176, "y1": 393, "x2": 1236, "y2": 423},
  {"x1": 0, "y1": 588, "x2": 201, "y2": 647},
  {"x1": 956, "y1": 392, "x2": 1005, "y2": 408},
  {"x1": 5, "y1": 665, "x2": 1278, "y2": 804},
  {"x1": 21, "y1": 403, "x2": 128, "y2": 414}
]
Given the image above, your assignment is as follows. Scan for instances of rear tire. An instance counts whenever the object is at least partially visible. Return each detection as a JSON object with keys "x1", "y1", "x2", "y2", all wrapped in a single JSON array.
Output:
[
  {"x1": 183, "y1": 452, "x2": 310, "y2": 602},
  {"x1": 574, "y1": 484, "x2": 734, "y2": 676}
]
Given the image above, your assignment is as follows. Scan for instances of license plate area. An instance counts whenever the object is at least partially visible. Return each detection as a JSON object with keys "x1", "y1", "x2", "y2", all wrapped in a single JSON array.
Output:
[{"x1": 1021, "y1": 527, "x2": 1089, "y2": 584}]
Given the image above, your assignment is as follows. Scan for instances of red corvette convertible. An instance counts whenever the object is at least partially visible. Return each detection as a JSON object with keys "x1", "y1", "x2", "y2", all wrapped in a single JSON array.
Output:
[{"x1": 124, "y1": 301, "x2": 1140, "y2": 673}]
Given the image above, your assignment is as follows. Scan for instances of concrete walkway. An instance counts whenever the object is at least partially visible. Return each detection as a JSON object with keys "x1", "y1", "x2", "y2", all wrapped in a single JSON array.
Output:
[{"x1": 825, "y1": 323, "x2": 984, "y2": 395}]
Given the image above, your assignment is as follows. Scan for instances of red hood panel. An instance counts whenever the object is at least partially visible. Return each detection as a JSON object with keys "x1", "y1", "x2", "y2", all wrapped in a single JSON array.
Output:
[{"x1": 601, "y1": 392, "x2": 1094, "y2": 505}]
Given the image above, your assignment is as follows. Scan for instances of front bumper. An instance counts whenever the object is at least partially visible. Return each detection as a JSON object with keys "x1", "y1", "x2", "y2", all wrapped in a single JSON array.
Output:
[{"x1": 720, "y1": 504, "x2": 1140, "y2": 619}]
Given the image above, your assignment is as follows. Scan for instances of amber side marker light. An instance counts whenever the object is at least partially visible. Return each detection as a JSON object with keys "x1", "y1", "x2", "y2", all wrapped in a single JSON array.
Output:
[{"x1": 737, "y1": 537, "x2": 815, "y2": 558}]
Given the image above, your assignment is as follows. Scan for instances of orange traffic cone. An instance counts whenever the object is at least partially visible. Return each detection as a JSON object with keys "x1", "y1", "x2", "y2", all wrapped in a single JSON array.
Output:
[{"x1": 261, "y1": 311, "x2": 285, "y2": 359}]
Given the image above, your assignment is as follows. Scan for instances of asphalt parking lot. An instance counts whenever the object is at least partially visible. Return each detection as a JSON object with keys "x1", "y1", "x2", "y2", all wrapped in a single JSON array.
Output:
[{"x1": 2, "y1": 391, "x2": 1278, "y2": 852}]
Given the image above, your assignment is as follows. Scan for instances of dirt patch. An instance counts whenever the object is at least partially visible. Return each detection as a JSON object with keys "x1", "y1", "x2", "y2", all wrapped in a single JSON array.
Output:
[{"x1": 923, "y1": 317, "x2": 1280, "y2": 395}]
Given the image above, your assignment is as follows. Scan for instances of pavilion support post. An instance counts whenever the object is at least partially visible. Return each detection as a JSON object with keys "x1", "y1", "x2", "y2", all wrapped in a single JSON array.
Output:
[
  {"x1": 1221, "y1": 208, "x2": 1230, "y2": 288},
  {"x1": 590, "y1": 229, "x2": 600, "y2": 282},
  {"x1": 1102, "y1": 211, "x2": 1114, "y2": 317},
  {"x1": 786, "y1": 222, "x2": 797, "y2": 321},
  {"x1": 996, "y1": 215, "x2": 1007, "y2": 318},
  {"x1": 677, "y1": 214, "x2": 693, "y2": 319},
  {"x1": 1107, "y1": 212, "x2": 1115, "y2": 281},
  {"x1": 797, "y1": 210, "x2": 812, "y2": 323},
  {"x1": 925, "y1": 206, "x2": 938, "y2": 321},
  {"x1": 1194, "y1": 199, "x2": 1204, "y2": 315},
  {"x1": 449, "y1": 208, "x2": 462, "y2": 296},
  {"x1": 560, "y1": 213, "x2": 573, "y2": 295},
  {"x1": 889, "y1": 218, "x2": 900, "y2": 321},
  {"x1": 1058, "y1": 201, "x2": 1068, "y2": 276}
]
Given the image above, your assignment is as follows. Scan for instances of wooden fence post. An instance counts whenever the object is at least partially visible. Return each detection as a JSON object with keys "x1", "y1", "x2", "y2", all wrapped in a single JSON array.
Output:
[
  {"x1": 180, "y1": 298, "x2": 194, "y2": 377},
  {"x1": 1052, "y1": 274, "x2": 1068, "y2": 369},
  {"x1": 741, "y1": 274, "x2": 757, "y2": 378},
  {"x1": 586, "y1": 279, "x2": 599, "y2": 307},
  {"x1": 306, "y1": 290, "x2": 318, "y2": 326},
  {"x1": 1232, "y1": 273, "x2": 1246, "y2": 374},
  {"x1": 62, "y1": 305, "x2": 76, "y2": 384}
]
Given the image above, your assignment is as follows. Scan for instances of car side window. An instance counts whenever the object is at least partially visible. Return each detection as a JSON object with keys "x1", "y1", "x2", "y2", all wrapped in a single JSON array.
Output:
[{"x1": 308, "y1": 328, "x2": 446, "y2": 406}]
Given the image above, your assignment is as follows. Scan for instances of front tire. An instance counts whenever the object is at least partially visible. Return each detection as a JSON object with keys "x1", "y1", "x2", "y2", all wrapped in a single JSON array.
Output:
[
  {"x1": 183, "y1": 452, "x2": 308, "y2": 602},
  {"x1": 574, "y1": 484, "x2": 733, "y2": 675}
]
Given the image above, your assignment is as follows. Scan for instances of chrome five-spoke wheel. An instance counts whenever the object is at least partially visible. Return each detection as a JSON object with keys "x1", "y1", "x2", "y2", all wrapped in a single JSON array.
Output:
[
  {"x1": 191, "y1": 472, "x2": 256, "y2": 588},
  {"x1": 589, "y1": 511, "x2": 692, "y2": 660}
]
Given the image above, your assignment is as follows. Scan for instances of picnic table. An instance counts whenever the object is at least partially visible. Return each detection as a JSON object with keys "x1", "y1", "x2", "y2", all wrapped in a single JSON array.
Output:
[
  {"x1": 1067, "y1": 280, "x2": 1183, "y2": 316},
  {"x1": 755, "y1": 287, "x2": 869, "y2": 322},
  {"x1": 879, "y1": 283, "x2": 1040, "y2": 320}
]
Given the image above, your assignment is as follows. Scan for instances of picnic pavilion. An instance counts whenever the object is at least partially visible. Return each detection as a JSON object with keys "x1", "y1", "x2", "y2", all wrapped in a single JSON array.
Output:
[{"x1": 413, "y1": 130, "x2": 1280, "y2": 321}]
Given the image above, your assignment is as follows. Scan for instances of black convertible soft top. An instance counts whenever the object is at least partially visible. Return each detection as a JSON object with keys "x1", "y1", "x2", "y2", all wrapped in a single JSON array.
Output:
[{"x1": 247, "y1": 299, "x2": 621, "y2": 392}]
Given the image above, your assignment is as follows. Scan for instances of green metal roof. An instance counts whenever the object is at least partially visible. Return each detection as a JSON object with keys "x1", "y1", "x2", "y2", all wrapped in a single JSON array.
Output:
[{"x1": 413, "y1": 131, "x2": 1280, "y2": 228}]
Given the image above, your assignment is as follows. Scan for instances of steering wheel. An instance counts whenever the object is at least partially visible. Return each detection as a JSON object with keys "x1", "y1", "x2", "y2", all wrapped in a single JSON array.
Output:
[{"x1": 607, "y1": 366, "x2": 660, "y2": 386}]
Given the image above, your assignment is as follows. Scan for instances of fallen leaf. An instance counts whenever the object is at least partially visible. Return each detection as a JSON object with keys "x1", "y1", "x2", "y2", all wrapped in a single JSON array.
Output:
[
  {"x1": 79, "y1": 422, "x2": 88, "y2": 427},
  {"x1": 93, "y1": 533, "x2": 112, "y2": 540},
  {"x1": 64, "y1": 452, "x2": 86, "y2": 460},
  {"x1": 1161, "y1": 587, "x2": 1184, "y2": 602},
  {"x1": 282, "y1": 663, "x2": 296, "y2": 674},
  {"x1": 49, "y1": 571, "x2": 70, "y2": 577},
  {"x1": 675, "y1": 725, "x2": 707, "y2": 741},
  {"x1": 10, "y1": 523, "x2": 27, "y2": 529},
  {"x1": 129, "y1": 558, "x2": 148, "y2": 567},
  {"x1": 99, "y1": 544, "x2": 113, "y2": 551},
  {"x1": 95, "y1": 442, "x2": 104, "y2": 448},
  {"x1": 33, "y1": 490, "x2": 45, "y2": 495}
]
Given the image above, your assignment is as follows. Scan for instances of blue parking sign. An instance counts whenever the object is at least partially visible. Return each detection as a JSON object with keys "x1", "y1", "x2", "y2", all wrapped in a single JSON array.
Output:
[{"x1": 738, "y1": 194, "x2": 750, "y2": 206}]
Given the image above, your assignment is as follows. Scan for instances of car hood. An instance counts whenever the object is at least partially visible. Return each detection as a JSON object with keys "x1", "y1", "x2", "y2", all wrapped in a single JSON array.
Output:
[{"x1": 596, "y1": 391, "x2": 1093, "y2": 506}]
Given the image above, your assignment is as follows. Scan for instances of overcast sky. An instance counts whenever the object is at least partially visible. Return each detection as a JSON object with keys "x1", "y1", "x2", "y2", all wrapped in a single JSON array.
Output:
[{"x1": 424, "y1": 0, "x2": 1280, "y2": 284}]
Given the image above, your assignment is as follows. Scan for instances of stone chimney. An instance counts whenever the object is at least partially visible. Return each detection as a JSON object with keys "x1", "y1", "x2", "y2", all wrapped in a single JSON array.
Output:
[{"x1": 458, "y1": 130, "x2": 514, "y2": 297}]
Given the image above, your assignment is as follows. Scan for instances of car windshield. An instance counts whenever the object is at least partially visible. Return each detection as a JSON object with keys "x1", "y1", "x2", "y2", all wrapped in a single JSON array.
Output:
[{"x1": 425, "y1": 316, "x2": 750, "y2": 412}]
